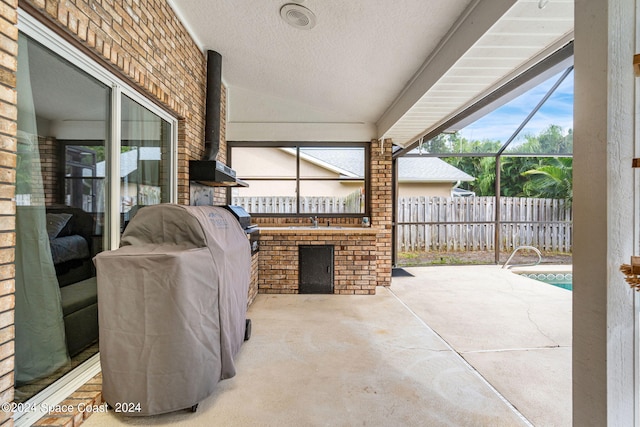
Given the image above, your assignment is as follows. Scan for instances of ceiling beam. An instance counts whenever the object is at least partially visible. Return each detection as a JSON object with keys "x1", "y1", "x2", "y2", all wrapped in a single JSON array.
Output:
[
  {"x1": 227, "y1": 122, "x2": 378, "y2": 142},
  {"x1": 376, "y1": 0, "x2": 517, "y2": 139}
]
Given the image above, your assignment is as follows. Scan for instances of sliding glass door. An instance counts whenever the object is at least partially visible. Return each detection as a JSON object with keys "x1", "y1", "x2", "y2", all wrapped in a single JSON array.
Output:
[
  {"x1": 15, "y1": 34, "x2": 110, "y2": 402},
  {"x1": 14, "y1": 28, "x2": 176, "y2": 407}
]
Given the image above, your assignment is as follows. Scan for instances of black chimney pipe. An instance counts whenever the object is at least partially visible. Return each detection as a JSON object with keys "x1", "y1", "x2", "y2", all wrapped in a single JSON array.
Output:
[
  {"x1": 189, "y1": 50, "x2": 247, "y2": 187},
  {"x1": 204, "y1": 50, "x2": 222, "y2": 161}
]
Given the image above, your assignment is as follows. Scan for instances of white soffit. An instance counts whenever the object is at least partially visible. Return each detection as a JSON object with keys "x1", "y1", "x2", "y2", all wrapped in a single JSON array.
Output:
[{"x1": 380, "y1": 0, "x2": 574, "y2": 147}]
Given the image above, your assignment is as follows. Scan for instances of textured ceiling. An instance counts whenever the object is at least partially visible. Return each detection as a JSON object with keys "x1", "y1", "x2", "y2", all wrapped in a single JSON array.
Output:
[{"x1": 168, "y1": 0, "x2": 574, "y2": 146}]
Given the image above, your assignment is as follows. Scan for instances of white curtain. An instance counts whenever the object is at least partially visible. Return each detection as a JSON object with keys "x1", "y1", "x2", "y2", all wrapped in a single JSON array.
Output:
[{"x1": 14, "y1": 34, "x2": 69, "y2": 384}]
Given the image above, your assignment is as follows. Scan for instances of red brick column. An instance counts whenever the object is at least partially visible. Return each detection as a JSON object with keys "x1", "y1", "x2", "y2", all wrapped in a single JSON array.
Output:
[{"x1": 370, "y1": 138, "x2": 392, "y2": 287}]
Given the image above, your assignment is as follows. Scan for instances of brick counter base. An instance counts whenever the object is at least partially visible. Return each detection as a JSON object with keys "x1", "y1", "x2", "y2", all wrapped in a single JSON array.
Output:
[{"x1": 259, "y1": 229, "x2": 379, "y2": 295}]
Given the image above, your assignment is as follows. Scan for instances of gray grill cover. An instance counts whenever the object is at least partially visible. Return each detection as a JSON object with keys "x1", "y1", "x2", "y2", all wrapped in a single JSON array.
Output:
[{"x1": 94, "y1": 204, "x2": 251, "y2": 415}]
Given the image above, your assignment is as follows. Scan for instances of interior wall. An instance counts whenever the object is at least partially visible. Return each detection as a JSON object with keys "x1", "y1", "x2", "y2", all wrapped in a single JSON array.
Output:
[{"x1": 573, "y1": 0, "x2": 637, "y2": 424}]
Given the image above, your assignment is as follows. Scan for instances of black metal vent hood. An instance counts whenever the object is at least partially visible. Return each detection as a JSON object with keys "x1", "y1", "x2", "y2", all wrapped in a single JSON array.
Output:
[{"x1": 189, "y1": 50, "x2": 247, "y2": 187}]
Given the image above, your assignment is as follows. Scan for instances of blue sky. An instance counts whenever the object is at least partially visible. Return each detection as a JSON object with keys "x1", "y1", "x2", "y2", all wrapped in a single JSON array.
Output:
[{"x1": 457, "y1": 69, "x2": 574, "y2": 147}]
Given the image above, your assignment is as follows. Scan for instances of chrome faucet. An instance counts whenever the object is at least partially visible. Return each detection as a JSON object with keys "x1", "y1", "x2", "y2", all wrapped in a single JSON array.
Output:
[{"x1": 309, "y1": 216, "x2": 318, "y2": 228}]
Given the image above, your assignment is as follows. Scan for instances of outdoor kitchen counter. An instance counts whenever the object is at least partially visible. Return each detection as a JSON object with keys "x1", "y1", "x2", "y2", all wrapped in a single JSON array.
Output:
[
  {"x1": 258, "y1": 226, "x2": 381, "y2": 234},
  {"x1": 257, "y1": 226, "x2": 384, "y2": 295}
]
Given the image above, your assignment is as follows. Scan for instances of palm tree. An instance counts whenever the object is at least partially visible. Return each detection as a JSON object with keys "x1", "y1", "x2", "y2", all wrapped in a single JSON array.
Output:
[{"x1": 521, "y1": 157, "x2": 573, "y2": 205}]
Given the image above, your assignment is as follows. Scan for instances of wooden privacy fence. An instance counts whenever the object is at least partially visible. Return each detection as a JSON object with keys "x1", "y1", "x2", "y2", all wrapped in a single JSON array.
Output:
[
  {"x1": 397, "y1": 196, "x2": 572, "y2": 253},
  {"x1": 233, "y1": 191, "x2": 364, "y2": 214}
]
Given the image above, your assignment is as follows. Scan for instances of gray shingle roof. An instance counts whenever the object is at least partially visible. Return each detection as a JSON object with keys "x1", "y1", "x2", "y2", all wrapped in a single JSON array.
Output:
[
  {"x1": 296, "y1": 148, "x2": 474, "y2": 182},
  {"x1": 292, "y1": 148, "x2": 365, "y2": 177},
  {"x1": 398, "y1": 157, "x2": 475, "y2": 182}
]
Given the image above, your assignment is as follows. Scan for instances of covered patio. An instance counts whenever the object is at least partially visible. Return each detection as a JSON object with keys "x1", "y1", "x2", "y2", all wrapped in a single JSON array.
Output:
[
  {"x1": 82, "y1": 266, "x2": 571, "y2": 427},
  {"x1": 5, "y1": 1, "x2": 635, "y2": 425}
]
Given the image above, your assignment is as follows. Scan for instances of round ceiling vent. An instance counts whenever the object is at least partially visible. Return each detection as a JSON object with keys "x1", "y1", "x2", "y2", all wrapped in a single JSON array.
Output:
[{"x1": 280, "y1": 3, "x2": 316, "y2": 30}]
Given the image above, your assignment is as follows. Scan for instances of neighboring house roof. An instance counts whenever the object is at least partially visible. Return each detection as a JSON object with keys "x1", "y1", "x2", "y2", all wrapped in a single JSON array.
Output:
[
  {"x1": 281, "y1": 147, "x2": 365, "y2": 178},
  {"x1": 287, "y1": 148, "x2": 474, "y2": 183},
  {"x1": 398, "y1": 157, "x2": 474, "y2": 182}
]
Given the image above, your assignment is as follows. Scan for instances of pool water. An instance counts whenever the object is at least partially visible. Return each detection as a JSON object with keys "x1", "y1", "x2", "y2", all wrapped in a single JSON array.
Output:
[{"x1": 518, "y1": 272, "x2": 573, "y2": 291}]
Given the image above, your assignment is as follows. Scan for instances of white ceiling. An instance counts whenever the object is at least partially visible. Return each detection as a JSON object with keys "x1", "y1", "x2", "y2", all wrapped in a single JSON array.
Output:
[{"x1": 168, "y1": 0, "x2": 574, "y2": 147}]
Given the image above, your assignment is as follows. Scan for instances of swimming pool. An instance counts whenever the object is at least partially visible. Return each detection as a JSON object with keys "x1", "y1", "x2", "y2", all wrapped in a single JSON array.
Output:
[{"x1": 517, "y1": 272, "x2": 573, "y2": 291}]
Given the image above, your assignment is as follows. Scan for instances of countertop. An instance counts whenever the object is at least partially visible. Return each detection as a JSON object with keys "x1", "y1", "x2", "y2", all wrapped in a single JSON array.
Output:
[{"x1": 258, "y1": 226, "x2": 381, "y2": 234}]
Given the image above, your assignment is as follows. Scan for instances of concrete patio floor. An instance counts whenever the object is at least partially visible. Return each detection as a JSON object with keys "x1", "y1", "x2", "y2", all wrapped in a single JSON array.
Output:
[{"x1": 82, "y1": 265, "x2": 571, "y2": 427}]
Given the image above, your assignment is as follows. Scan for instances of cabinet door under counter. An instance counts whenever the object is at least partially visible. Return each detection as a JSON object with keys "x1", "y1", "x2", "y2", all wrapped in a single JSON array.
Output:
[{"x1": 299, "y1": 245, "x2": 334, "y2": 294}]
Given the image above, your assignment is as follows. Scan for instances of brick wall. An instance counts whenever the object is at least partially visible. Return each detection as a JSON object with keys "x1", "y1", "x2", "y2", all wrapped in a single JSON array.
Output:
[
  {"x1": 0, "y1": 1, "x2": 16, "y2": 425},
  {"x1": 248, "y1": 251, "x2": 258, "y2": 306},
  {"x1": 38, "y1": 136, "x2": 57, "y2": 206}
]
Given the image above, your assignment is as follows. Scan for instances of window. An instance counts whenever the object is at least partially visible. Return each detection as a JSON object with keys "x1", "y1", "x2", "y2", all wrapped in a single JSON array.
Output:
[
  {"x1": 63, "y1": 144, "x2": 102, "y2": 210},
  {"x1": 14, "y1": 15, "x2": 176, "y2": 417},
  {"x1": 229, "y1": 143, "x2": 368, "y2": 215}
]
